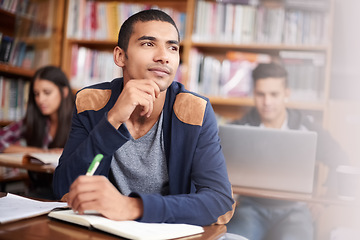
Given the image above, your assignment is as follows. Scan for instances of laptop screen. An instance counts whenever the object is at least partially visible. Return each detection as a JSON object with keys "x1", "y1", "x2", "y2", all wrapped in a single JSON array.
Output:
[{"x1": 219, "y1": 124, "x2": 317, "y2": 193}]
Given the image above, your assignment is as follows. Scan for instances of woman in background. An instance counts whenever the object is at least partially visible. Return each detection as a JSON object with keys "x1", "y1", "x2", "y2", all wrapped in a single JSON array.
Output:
[
  {"x1": 0, "y1": 65, "x2": 75, "y2": 199},
  {"x1": 0, "y1": 65, "x2": 74, "y2": 153}
]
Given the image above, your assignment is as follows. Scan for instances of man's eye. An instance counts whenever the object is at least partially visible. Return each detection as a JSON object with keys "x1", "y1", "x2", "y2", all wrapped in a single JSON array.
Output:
[
  {"x1": 142, "y1": 42, "x2": 153, "y2": 47},
  {"x1": 170, "y1": 46, "x2": 179, "y2": 51}
]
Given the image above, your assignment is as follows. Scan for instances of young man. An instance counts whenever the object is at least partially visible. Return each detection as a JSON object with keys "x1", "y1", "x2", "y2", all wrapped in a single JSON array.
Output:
[
  {"x1": 226, "y1": 62, "x2": 348, "y2": 239},
  {"x1": 53, "y1": 9, "x2": 234, "y2": 226}
]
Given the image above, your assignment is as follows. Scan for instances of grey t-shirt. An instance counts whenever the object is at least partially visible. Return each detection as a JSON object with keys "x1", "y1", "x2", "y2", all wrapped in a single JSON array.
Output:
[{"x1": 109, "y1": 112, "x2": 169, "y2": 196}]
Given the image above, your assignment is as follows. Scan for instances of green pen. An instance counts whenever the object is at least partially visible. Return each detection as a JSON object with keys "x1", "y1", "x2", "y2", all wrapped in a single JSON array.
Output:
[{"x1": 86, "y1": 154, "x2": 104, "y2": 176}]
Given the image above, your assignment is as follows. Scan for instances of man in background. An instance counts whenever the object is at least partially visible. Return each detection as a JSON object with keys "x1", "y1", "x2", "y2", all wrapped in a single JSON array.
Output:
[{"x1": 226, "y1": 62, "x2": 348, "y2": 240}]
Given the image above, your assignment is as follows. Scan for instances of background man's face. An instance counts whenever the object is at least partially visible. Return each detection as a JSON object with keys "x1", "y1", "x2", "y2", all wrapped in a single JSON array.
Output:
[{"x1": 253, "y1": 77, "x2": 290, "y2": 124}]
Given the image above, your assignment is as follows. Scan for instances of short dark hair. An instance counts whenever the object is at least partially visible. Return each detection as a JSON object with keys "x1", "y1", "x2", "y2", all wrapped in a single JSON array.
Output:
[
  {"x1": 252, "y1": 62, "x2": 288, "y2": 87},
  {"x1": 117, "y1": 9, "x2": 180, "y2": 53}
]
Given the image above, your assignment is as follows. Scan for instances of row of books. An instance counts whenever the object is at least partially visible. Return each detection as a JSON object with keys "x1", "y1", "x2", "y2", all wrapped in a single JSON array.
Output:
[
  {"x1": 188, "y1": 49, "x2": 325, "y2": 102},
  {"x1": 70, "y1": 45, "x2": 122, "y2": 89},
  {"x1": 0, "y1": 77, "x2": 30, "y2": 121},
  {"x1": 0, "y1": 33, "x2": 49, "y2": 70},
  {"x1": 188, "y1": 49, "x2": 269, "y2": 97},
  {"x1": 0, "y1": 0, "x2": 28, "y2": 14},
  {"x1": 17, "y1": 0, "x2": 55, "y2": 38},
  {"x1": 280, "y1": 51, "x2": 325, "y2": 101},
  {"x1": 192, "y1": 0, "x2": 329, "y2": 45},
  {"x1": 66, "y1": 0, "x2": 186, "y2": 41},
  {"x1": 1, "y1": 0, "x2": 54, "y2": 39},
  {"x1": 0, "y1": 33, "x2": 33, "y2": 68}
]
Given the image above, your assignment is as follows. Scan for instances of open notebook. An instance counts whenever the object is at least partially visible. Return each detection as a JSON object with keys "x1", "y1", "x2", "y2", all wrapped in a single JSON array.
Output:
[{"x1": 48, "y1": 210, "x2": 204, "y2": 240}]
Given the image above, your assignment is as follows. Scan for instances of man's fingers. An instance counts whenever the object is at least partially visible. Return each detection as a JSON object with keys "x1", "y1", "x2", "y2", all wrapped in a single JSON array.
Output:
[
  {"x1": 70, "y1": 191, "x2": 96, "y2": 213},
  {"x1": 68, "y1": 176, "x2": 104, "y2": 208},
  {"x1": 127, "y1": 79, "x2": 160, "y2": 99},
  {"x1": 108, "y1": 79, "x2": 161, "y2": 127},
  {"x1": 138, "y1": 93, "x2": 154, "y2": 117}
]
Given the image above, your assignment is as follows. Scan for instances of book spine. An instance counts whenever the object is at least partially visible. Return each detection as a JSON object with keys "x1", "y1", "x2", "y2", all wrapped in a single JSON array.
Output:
[
  {"x1": 0, "y1": 36, "x2": 14, "y2": 63},
  {"x1": 8, "y1": 80, "x2": 18, "y2": 121}
]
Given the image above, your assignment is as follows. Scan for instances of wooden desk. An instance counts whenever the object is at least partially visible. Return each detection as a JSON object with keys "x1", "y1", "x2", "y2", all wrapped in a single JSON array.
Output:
[
  {"x1": 0, "y1": 154, "x2": 55, "y2": 173},
  {"x1": 0, "y1": 215, "x2": 227, "y2": 240},
  {"x1": 232, "y1": 185, "x2": 360, "y2": 206}
]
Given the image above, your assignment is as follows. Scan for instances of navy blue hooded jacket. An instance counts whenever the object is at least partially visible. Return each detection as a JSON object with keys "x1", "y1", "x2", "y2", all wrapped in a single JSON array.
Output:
[{"x1": 53, "y1": 78, "x2": 235, "y2": 226}]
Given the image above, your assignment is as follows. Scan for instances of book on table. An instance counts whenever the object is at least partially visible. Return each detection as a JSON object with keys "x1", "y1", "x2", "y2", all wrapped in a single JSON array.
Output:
[
  {"x1": 48, "y1": 209, "x2": 204, "y2": 240},
  {"x1": 0, "y1": 152, "x2": 61, "y2": 167}
]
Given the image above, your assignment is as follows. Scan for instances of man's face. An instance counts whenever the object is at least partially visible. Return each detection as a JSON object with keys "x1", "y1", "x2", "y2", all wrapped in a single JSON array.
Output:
[
  {"x1": 253, "y1": 77, "x2": 290, "y2": 124},
  {"x1": 120, "y1": 20, "x2": 180, "y2": 92}
]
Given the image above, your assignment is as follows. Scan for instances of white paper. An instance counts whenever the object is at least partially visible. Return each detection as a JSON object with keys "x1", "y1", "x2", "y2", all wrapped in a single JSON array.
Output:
[{"x1": 0, "y1": 193, "x2": 68, "y2": 224}]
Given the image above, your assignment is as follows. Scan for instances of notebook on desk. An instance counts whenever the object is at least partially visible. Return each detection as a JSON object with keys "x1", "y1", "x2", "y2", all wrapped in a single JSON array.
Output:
[{"x1": 219, "y1": 124, "x2": 317, "y2": 193}]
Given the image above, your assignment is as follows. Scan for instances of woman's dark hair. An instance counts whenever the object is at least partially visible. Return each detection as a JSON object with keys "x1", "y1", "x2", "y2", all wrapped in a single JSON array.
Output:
[
  {"x1": 118, "y1": 9, "x2": 180, "y2": 53},
  {"x1": 24, "y1": 66, "x2": 75, "y2": 148}
]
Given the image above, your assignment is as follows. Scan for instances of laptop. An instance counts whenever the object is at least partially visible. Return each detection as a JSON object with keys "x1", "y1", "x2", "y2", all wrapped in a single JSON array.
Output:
[{"x1": 219, "y1": 124, "x2": 317, "y2": 193}]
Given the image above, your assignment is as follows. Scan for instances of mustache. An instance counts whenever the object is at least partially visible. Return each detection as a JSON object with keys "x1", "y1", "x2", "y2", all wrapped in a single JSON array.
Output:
[{"x1": 147, "y1": 64, "x2": 172, "y2": 75}]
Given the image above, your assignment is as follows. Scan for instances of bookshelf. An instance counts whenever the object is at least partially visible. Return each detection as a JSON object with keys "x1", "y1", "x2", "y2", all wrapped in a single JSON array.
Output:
[
  {"x1": 188, "y1": 0, "x2": 334, "y2": 123},
  {"x1": 61, "y1": 0, "x2": 334, "y2": 126},
  {"x1": 0, "y1": 0, "x2": 65, "y2": 126}
]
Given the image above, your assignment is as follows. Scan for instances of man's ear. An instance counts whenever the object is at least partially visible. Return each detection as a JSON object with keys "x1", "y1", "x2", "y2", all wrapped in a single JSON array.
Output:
[{"x1": 113, "y1": 46, "x2": 126, "y2": 67}]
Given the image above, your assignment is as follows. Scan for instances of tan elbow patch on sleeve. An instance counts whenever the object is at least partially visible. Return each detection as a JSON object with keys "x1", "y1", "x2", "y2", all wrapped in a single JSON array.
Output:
[
  {"x1": 214, "y1": 187, "x2": 236, "y2": 225},
  {"x1": 173, "y1": 93, "x2": 207, "y2": 126},
  {"x1": 215, "y1": 202, "x2": 236, "y2": 225},
  {"x1": 76, "y1": 89, "x2": 111, "y2": 114}
]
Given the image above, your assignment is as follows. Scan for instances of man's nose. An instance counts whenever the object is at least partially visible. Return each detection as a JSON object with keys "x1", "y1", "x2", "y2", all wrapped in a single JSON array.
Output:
[
  {"x1": 264, "y1": 95, "x2": 272, "y2": 105},
  {"x1": 154, "y1": 46, "x2": 169, "y2": 64}
]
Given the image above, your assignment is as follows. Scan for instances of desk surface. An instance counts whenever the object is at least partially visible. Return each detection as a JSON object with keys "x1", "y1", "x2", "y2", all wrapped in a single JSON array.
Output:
[
  {"x1": 0, "y1": 215, "x2": 227, "y2": 240},
  {"x1": 233, "y1": 185, "x2": 360, "y2": 206},
  {"x1": 0, "y1": 157, "x2": 54, "y2": 173}
]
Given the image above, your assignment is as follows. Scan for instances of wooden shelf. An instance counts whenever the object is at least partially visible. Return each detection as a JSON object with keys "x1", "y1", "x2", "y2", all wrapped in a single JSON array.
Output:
[
  {"x1": 0, "y1": 64, "x2": 35, "y2": 78},
  {"x1": 20, "y1": 37, "x2": 52, "y2": 45},
  {"x1": 192, "y1": 42, "x2": 330, "y2": 52},
  {"x1": 66, "y1": 38, "x2": 117, "y2": 48},
  {"x1": 0, "y1": 8, "x2": 16, "y2": 36},
  {"x1": 0, "y1": 8, "x2": 16, "y2": 18}
]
